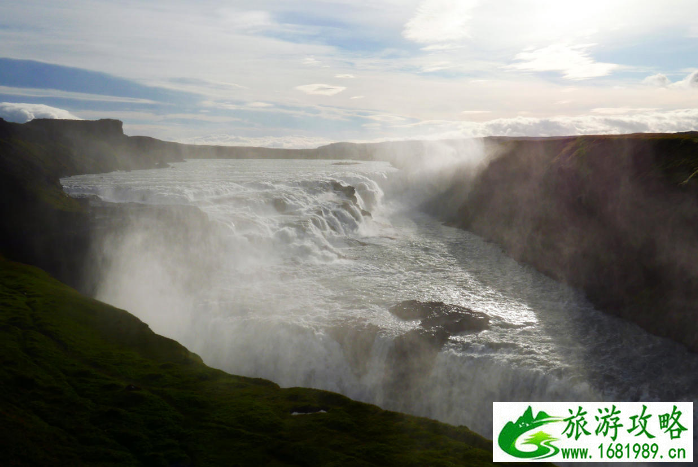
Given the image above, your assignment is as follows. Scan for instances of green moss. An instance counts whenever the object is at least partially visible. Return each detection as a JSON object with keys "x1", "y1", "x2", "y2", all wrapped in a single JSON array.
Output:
[{"x1": 0, "y1": 259, "x2": 507, "y2": 466}]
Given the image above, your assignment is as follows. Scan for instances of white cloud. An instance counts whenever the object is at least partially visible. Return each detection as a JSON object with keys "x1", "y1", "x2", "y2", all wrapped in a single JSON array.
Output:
[
  {"x1": 218, "y1": 9, "x2": 275, "y2": 32},
  {"x1": 591, "y1": 107, "x2": 657, "y2": 115},
  {"x1": 0, "y1": 102, "x2": 81, "y2": 123},
  {"x1": 295, "y1": 83, "x2": 347, "y2": 96},
  {"x1": 302, "y1": 56, "x2": 322, "y2": 66},
  {"x1": 641, "y1": 71, "x2": 698, "y2": 89},
  {"x1": 461, "y1": 110, "x2": 490, "y2": 114},
  {"x1": 421, "y1": 43, "x2": 466, "y2": 51},
  {"x1": 420, "y1": 61, "x2": 454, "y2": 73},
  {"x1": 366, "y1": 114, "x2": 407, "y2": 123},
  {"x1": 0, "y1": 86, "x2": 157, "y2": 104},
  {"x1": 177, "y1": 133, "x2": 334, "y2": 149},
  {"x1": 3, "y1": 0, "x2": 698, "y2": 143},
  {"x1": 642, "y1": 73, "x2": 671, "y2": 87},
  {"x1": 335, "y1": 74, "x2": 355, "y2": 78},
  {"x1": 509, "y1": 44, "x2": 619, "y2": 80},
  {"x1": 75, "y1": 110, "x2": 242, "y2": 123},
  {"x1": 247, "y1": 101, "x2": 274, "y2": 108},
  {"x1": 362, "y1": 123, "x2": 382, "y2": 130},
  {"x1": 403, "y1": 0, "x2": 477, "y2": 44},
  {"x1": 389, "y1": 108, "x2": 698, "y2": 140},
  {"x1": 471, "y1": 109, "x2": 698, "y2": 136},
  {"x1": 350, "y1": 95, "x2": 365, "y2": 99},
  {"x1": 672, "y1": 70, "x2": 698, "y2": 89}
]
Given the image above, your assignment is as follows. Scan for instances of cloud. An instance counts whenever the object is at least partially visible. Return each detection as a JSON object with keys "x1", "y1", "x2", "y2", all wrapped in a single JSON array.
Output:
[
  {"x1": 366, "y1": 114, "x2": 407, "y2": 123},
  {"x1": 509, "y1": 44, "x2": 619, "y2": 79},
  {"x1": 302, "y1": 57, "x2": 322, "y2": 66},
  {"x1": 403, "y1": 0, "x2": 477, "y2": 44},
  {"x1": 421, "y1": 43, "x2": 466, "y2": 51},
  {"x1": 642, "y1": 73, "x2": 671, "y2": 87},
  {"x1": 471, "y1": 109, "x2": 698, "y2": 136},
  {"x1": 672, "y1": 70, "x2": 698, "y2": 89},
  {"x1": 3, "y1": 1, "x2": 698, "y2": 144},
  {"x1": 335, "y1": 74, "x2": 355, "y2": 78},
  {"x1": 176, "y1": 133, "x2": 334, "y2": 149},
  {"x1": 218, "y1": 9, "x2": 275, "y2": 32},
  {"x1": 0, "y1": 102, "x2": 80, "y2": 123},
  {"x1": 0, "y1": 85, "x2": 157, "y2": 104},
  {"x1": 394, "y1": 108, "x2": 698, "y2": 139},
  {"x1": 295, "y1": 83, "x2": 346, "y2": 96},
  {"x1": 247, "y1": 101, "x2": 274, "y2": 108},
  {"x1": 641, "y1": 71, "x2": 698, "y2": 89},
  {"x1": 461, "y1": 110, "x2": 491, "y2": 114},
  {"x1": 75, "y1": 110, "x2": 242, "y2": 124},
  {"x1": 168, "y1": 77, "x2": 248, "y2": 90},
  {"x1": 420, "y1": 61, "x2": 455, "y2": 73},
  {"x1": 590, "y1": 107, "x2": 657, "y2": 115},
  {"x1": 350, "y1": 95, "x2": 365, "y2": 99}
]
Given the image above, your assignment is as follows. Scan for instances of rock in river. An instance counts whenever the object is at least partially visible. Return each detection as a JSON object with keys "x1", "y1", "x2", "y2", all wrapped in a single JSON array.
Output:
[{"x1": 388, "y1": 300, "x2": 489, "y2": 335}]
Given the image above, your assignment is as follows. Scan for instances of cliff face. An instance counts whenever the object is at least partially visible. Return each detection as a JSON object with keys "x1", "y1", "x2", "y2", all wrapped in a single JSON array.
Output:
[
  {"x1": 0, "y1": 118, "x2": 185, "y2": 288},
  {"x1": 454, "y1": 133, "x2": 698, "y2": 351},
  {"x1": 0, "y1": 118, "x2": 357, "y2": 288}
]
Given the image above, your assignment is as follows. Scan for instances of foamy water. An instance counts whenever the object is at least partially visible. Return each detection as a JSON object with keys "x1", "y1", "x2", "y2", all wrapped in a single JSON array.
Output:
[{"x1": 62, "y1": 159, "x2": 698, "y2": 441}]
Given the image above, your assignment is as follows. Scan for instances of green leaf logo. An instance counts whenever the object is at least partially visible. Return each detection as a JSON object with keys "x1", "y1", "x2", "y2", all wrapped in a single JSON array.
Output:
[{"x1": 498, "y1": 406, "x2": 563, "y2": 459}]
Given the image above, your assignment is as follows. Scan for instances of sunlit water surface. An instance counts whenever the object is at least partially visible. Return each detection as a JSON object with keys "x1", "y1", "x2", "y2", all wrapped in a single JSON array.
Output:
[{"x1": 62, "y1": 159, "x2": 698, "y2": 444}]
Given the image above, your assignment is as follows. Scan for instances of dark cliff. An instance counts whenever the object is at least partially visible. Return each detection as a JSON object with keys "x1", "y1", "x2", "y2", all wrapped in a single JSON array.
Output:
[
  {"x1": 0, "y1": 118, "x2": 347, "y2": 288},
  {"x1": 454, "y1": 133, "x2": 698, "y2": 351},
  {"x1": 0, "y1": 118, "x2": 181, "y2": 288}
]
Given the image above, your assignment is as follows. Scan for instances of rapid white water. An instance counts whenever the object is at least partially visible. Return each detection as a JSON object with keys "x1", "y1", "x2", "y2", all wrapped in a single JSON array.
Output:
[{"x1": 61, "y1": 158, "x2": 698, "y2": 441}]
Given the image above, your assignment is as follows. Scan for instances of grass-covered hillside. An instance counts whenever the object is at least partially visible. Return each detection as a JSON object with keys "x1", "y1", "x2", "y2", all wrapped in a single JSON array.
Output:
[{"x1": 0, "y1": 258, "x2": 501, "y2": 466}]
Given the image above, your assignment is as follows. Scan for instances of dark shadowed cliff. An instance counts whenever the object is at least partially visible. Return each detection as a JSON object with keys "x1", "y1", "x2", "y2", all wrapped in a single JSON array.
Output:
[
  {"x1": 453, "y1": 133, "x2": 698, "y2": 351},
  {"x1": 0, "y1": 118, "x2": 317, "y2": 289}
]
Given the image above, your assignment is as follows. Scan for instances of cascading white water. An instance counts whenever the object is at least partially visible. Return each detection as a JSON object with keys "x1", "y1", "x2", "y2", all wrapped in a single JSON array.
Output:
[{"x1": 61, "y1": 158, "x2": 698, "y2": 442}]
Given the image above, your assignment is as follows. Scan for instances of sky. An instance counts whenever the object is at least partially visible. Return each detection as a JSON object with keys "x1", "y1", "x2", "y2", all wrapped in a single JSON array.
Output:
[{"x1": 0, "y1": 0, "x2": 697, "y2": 147}]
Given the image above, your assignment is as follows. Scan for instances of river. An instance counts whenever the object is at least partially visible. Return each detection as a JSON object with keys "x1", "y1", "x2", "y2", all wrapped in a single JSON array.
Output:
[{"x1": 61, "y1": 158, "x2": 698, "y2": 442}]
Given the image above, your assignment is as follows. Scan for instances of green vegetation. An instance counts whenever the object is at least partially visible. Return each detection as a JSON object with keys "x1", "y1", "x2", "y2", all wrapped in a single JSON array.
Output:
[{"x1": 0, "y1": 259, "x2": 498, "y2": 466}]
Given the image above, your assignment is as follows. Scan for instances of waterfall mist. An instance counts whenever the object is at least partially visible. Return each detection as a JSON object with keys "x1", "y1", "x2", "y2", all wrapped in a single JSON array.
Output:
[{"x1": 61, "y1": 144, "x2": 698, "y2": 440}]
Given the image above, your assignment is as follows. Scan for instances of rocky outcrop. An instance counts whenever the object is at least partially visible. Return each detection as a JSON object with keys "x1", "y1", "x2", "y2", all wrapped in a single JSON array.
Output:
[
  {"x1": 384, "y1": 300, "x2": 489, "y2": 410},
  {"x1": 389, "y1": 300, "x2": 490, "y2": 334}
]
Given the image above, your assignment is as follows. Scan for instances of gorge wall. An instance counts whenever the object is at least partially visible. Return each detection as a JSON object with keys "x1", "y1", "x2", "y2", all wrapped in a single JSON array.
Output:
[{"x1": 451, "y1": 133, "x2": 698, "y2": 351}]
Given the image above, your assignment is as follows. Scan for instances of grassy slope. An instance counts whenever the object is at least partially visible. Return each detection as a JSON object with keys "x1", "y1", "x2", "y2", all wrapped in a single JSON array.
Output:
[{"x1": 0, "y1": 259, "x2": 499, "y2": 467}]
